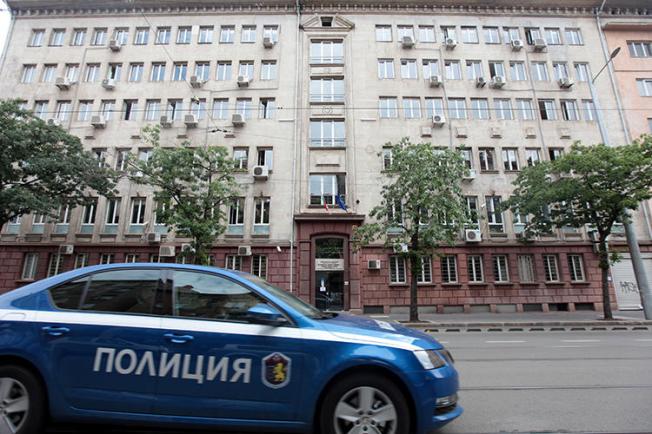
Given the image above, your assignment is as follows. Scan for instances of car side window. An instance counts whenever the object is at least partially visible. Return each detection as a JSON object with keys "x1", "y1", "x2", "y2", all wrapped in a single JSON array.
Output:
[
  {"x1": 172, "y1": 271, "x2": 263, "y2": 322},
  {"x1": 78, "y1": 270, "x2": 161, "y2": 314},
  {"x1": 50, "y1": 277, "x2": 89, "y2": 309}
]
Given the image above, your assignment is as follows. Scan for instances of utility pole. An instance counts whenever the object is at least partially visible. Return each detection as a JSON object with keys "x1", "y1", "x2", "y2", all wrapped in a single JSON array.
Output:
[{"x1": 588, "y1": 46, "x2": 652, "y2": 319}]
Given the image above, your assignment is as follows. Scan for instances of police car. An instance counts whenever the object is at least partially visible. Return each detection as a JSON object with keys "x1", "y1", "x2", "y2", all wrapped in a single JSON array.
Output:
[{"x1": 0, "y1": 263, "x2": 461, "y2": 434}]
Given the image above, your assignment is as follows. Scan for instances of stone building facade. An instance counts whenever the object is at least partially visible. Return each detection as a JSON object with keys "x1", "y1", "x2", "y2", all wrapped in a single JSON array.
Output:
[{"x1": 1, "y1": 0, "x2": 651, "y2": 314}]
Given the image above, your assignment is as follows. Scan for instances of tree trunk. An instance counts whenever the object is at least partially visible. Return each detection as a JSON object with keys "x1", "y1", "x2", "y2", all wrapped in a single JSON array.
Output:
[
  {"x1": 598, "y1": 240, "x2": 613, "y2": 320},
  {"x1": 409, "y1": 255, "x2": 419, "y2": 322}
]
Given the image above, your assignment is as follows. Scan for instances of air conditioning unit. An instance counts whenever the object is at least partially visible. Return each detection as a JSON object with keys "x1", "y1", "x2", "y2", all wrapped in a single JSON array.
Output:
[
  {"x1": 558, "y1": 78, "x2": 574, "y2": 89},
  {"x1": 184, "y1": 114, "x2": 198, "y2": 128},
  {"x1": 190, "y1": 75, "x2": 203, "y2": 88},
  {"x1": 91, "y1": 115, "x2": 106, "y2": 129},
  {"x1": 181, "y1": 243, "x2": 195, "y2": 253},
  {"x1": 432, "y1": 114, "x2": 446, "y2": 127},
  {"x1": 238, "y1": 245, "x2": 252, "y2": 256},
  {"x1": 401, "y1": 35, "x2": 415, "y2": 48},
  {"x1": 47, "y1": 118, "x2": 61, "y2": 127},
  {"x1": 475, "y1": 77, "x2": 487, "y2": 88},
  {"x1": 465, "y1": 229, "x2": 482, "y2": 243},
  {"x1": 429, "y1": 75, "x2": 443, "y2": 87},
  {"x1": 232, "y1": 113, "x2": 245, "y2": 126},
  {"x1": 420, "y1": 126, "x2": 432, "y2": 137},
  {"x1": 445, "y1": 38, "x2": 457, "y2": 49},
  {"x1": 109, "y1": 39, "x2": 122, "y2": 51},
  {"x1": 159, "y1": 245, "x2": 175, "y2": 257},
  {"x1": 237, "y1": 75, "x2": 251, "y2": 87},
  {"x1": 101, "y1": 78, "x2": 116, "y2": 90},
  {"x1": 55, "y1": 77, "x2": 71, "y2": 90},
  {"x1": 392, "y1": 243, "x2": 409, "y2": 253},
  {"x1": 146, "y1": 232, "x2": 161, "y2": 243},
  {"x1": 367, "y1": 259, "x2": 381, "y2": 270},
  {"x1": 253, "y1": 165, "x2": 269, "y2": 180},
  {"x1": 463, "y1": 169, "x2": 477, "y2": 180},
  {"x1": 159, "y1": 115, "x2": 172, "y2": 128},
  {"x1": 533, "y1": 38, "x2": 547, "y2": 51},
  {"x1": 490, "y1": 76, "x2": 506, "y2": 88},
  {"x1": 58, "y1": 244, "x2": 74, "y2": 255},
  {"x1": 511, "y1": 39, "x2": 524, "y2": 50},
  {"x1": 263, "y1": 36, "x2": 275, "y2": 48}
]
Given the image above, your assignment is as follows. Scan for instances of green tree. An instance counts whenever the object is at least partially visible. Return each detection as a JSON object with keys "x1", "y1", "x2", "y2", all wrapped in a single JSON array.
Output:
[
  {"x1": 0, "y1": 99, "x2": 115, "y2": 228},
  {"x1": 129, "y1": 127, "x2": 239, "y2": 265},
  {"x1": 503, "y1": 137, "x2": 652, "y2": 320},
  {"x1": 353, "y1": 138, "x2": 469, "y2": 322}
]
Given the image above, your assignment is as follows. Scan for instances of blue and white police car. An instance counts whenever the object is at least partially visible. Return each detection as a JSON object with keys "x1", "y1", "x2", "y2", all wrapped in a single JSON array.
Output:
[{"x1": 0, "y1": 263, "x2": 461, "y2": 434}]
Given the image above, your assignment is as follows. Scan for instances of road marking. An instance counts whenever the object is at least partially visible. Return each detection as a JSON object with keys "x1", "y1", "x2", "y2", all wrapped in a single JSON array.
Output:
[
  {"x1": 561, "y1": 339, "x2": 600, "y2": 343},
  {"x1": 635, "y1": 338, "x2": 652, "y2": 342},
  {"x1": 552, "y1": 345, "x2": 591, "y2": 348},
  {"x1": 485, "y1": 340, "x2": 526, "y2": 344}
]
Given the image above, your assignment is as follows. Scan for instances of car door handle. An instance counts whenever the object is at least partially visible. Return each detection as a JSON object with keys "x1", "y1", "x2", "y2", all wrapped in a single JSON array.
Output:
[
  {"x1": 163, "y1": 333, "x2": 194, "y2": 344},
  {"x1": 42, "y1": 326, "x2": 70, "y2": 337}
]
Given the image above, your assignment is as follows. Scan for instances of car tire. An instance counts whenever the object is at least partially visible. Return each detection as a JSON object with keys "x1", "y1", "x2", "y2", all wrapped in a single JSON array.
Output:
[
  {"x1": 0, "y1": 365, "x2": 46, "y2": 434},
  {"x1": 320, "y1": 373, "x2": 410, "y2": 434}
]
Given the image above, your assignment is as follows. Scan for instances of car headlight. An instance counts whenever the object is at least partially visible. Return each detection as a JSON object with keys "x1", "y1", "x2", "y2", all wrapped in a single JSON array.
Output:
[
  {"x1": 439, "y1": 349, "x2": 455, "y2": 365},
  {"x1": 414, "y1": 350, "x2": 447, "y2": 370}
]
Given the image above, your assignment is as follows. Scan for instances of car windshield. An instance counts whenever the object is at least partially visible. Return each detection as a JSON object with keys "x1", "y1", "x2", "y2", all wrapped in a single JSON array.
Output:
[{"x1": 241, "y1": 274, "x2": 335, "y2": 320}]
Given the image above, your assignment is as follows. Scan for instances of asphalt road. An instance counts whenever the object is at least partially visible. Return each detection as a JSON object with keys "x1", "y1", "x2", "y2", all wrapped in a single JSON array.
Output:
[{"x1": 47, "y1": 330, "x2": 652, "y2": 434}]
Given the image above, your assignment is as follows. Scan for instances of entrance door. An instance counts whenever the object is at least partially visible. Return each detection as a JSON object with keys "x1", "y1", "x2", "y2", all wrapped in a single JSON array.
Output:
[{"x1": 314, "y1": 238, "x2": 345, "y2": 311}]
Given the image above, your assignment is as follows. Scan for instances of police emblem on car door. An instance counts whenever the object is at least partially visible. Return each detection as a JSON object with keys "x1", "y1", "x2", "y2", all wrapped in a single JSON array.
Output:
[{"x1": 262, "y1": 352, "x2": 291, "y2": 389}]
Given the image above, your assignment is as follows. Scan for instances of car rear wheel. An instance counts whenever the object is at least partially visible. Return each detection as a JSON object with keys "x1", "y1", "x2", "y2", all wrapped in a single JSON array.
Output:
[
  {"x1": 0, "y1": 366, "x2": 45, "y2": 434},
  {"x1": 320, "y1": 373, "x2": 410, "y2": 434}
]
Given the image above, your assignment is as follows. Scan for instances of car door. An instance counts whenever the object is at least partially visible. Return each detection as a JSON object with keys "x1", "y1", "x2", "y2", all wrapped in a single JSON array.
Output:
[
  {"x1": 37, "y1": 268, "x2": 164, "y2": 414},
  {"x1": 155, "y1": 269, "x2": 305, "y2": 422}
]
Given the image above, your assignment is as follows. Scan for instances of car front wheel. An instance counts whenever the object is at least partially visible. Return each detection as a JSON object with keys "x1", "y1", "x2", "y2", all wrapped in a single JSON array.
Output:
[
  {"x1": 320, "y1": 373, "x2": 410, "y2": 434},
  {"x1": 0, "y1": 366, "x2": 45, "y2": 434}
]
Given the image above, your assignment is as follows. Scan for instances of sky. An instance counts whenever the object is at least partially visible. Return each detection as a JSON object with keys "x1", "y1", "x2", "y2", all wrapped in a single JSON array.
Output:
[{"x1": 0, "y1": 1, "x2": 9, "y2": 58}]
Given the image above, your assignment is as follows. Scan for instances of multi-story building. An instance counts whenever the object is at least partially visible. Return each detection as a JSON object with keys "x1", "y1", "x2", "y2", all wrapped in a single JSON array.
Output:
[{"x1": 1, "y1": 0, "x2": 651, "y2": 315}]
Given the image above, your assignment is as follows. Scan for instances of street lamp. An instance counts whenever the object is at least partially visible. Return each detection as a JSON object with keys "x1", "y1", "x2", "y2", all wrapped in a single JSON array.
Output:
[{"x1": 588, "y1": 46, "x2": 652, "y2": 320}]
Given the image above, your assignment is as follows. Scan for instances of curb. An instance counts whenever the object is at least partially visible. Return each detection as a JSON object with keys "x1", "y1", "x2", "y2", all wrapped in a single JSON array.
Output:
[{"x1": 401, "y1": 320, "x2": 652, "y2": 333}]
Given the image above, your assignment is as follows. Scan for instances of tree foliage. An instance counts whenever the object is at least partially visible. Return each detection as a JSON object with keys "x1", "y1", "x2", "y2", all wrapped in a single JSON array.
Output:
[
  {"x1": 129, "y1": 126, "x2": 239, "y2": 265},
  {"x1": 0, "y1": 99, "x2": 116, "y2": 228},
  {"x1": 353, "y1": 138, "x2": 469, "y2": 321},
  {"x1": 503, "y1": 137, "x2": 652, "y2": 319}
]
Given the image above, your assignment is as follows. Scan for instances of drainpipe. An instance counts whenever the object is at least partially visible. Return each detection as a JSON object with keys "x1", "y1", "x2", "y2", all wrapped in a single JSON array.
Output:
[{"x1": 289, "y1": 0, "x2": 302, "y2": 293}]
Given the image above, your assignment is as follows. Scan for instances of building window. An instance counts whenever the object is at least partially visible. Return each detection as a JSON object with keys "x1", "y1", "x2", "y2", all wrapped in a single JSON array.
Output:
[
  {"x1": 112, "y1": 28, "x2": 129, "y2": 45},
  {"x1": 47, "y1": 254, "x2": 64, "y2": 277},
  {"x1": 441, "y1": 256, "x2": 457, "y2": 283},
  {"x1": 229, "y1": 198, "x2": 245, "y2": 226},
  {"x1": 21, "y1": 65, "x2": 37, "y2": 84},
  {"x1": 503, "y1": 27, "x2": 520, "y2": 43},
  {"x1": 382, "y1": 148, "x2": 393, "y2": 170},
  {"x1": 447, "y1": 98, "x2": 466, "y2": 120},
  {"x1": 128, "y1": 63, "x2": 144, "y2": 82},
  {"x1": 425, "y1": 97, "x2": 444, "y2": 118},
  {"x1": 122, "y1": 100, "x2": 138, "y2": 121},
  {"x1": 238, "y1": 61, "x2": 254, "y2": 79},
  {"x1": 41, "y1": 64, "x2": 57, "y2": 83},
  {"x1": 416, "y1": 256, "x2": 432, "y2": 283},
  {"x1": 254, "y1": 197, "x2": 270, "y2": 226},
  {"x1": 64, "y1": 63, "x2": 79, "y2": 82},
  {"x1": 172, "y1": 62, "x2": 188, "y2": 81},
  {"x1": 167, "y1": 99, "x2": 183, "y2": 121},
  {"x1": 568, "y1": 255, "x2": 585, "y2": 282},
  {"x1": 484, "y1": 27, "x2": 500, "y2": 44},
  {"x1": 379, "y1": 97, "x2": 398, "y2": 118},
  {"x1": 397, "y1": 25, "x2": 414, "y2": 41},
  {"x1": 441, "y1": 26, "x2": 456, "y2": 41},
  {"x1": 516, "y1": 99, "x2": 535, "y2": 121},
  {"x1": 216, "y1": 61, "x2": 232, "y2": 81},
  {"x1": 241, "y1": 25, "x2": 256, "y2": 43},
  {"x1": 309, "y1": 174, "x2": 345, "y2": 206},
  {"x1": 49, "y1": 29, "x2": 65, "y2": 47},
  {"x1": 460, "y1": 26, "x2": 478, "y2": 43},
  {"x1": 257, "y1": 148, "x2": 273, "y2": 170},
  {"x1": 494, "y1": 98, "x2": 513, "y2": 120},
  {"x1": 628, "y1": 41, "x2": 652, "y2": 58},
  {"x1": 220, "y1": 26, "x2": 235, "y2": 43},
  {"x1": 418, "y1": 25, "x2": 435, "y2": 42},
  {"x1": 105, "y1": 198, "x2": 121, "y2": 227},
  {"x1": 561, "y1": 100, "x2": 580, "y2": 121},
  {"x1": 263, "y1": 25, "x2": 279, "y2": 43},
  {"x1": 553, "y1": 62, "x2": 569, "y2": 80},
  {"x1": 488, "y1": 61, "x2": 505, "y2": 79},
  {"x1": 145, "y1": 99, "x2": 161, "y2": 121},
  {"x1": 375, "y1": 25, "x2": 392, "y2": 42},
  {"x1": 470, "y1": 98, "x2": 490, "y2": 120},
  {"x1": 389, "y1": 256, "x2": 406, "y2": 284},
  {"x1": 538, "y1": 99, "x2": 558, "y2": 120},
  {"x1": 525, "y1": 27, "x2": 542, "y2": 45},
  {"x1": 493, "y1": 255, "x2": 509, "y2": 283},
  {"x1": 378, "y1": 59, "x2": 395, "y2": 79},
  {"x1": 236, "y1": 98, "x2": 252, "y2": 119},
  {"x1": 191, "y1": 98, "x2": 206, "y2": 120},
  {"x1": 479, "y1": 148, "x2": 495, "y2": 171},
  {"x1": 517, "y1": 255, "x2": 536, "y2": 282},
  {"x1": 502, "y1": 148, "x2": 519, "y2": 171},
  {"x1": 84, "y1": 64, "x2": 100, "y2": 82},
  {"x1": 259, "y1": 98, "x2": 276, "y2": 119},
  {"x1": 543, "y1": 255, "x2": 560, "y2": 282},
  {"x1": 544, "y1": 28, "x2": 562, "y2": 45},
  {"x1": 549, "y1": 148, "x2": 564, "y2": 161},
  {"x1": 77, "y1": 101, "x2": 93, "y2": 122},
  {"x1": 198, "y1": 26, "x2": 214, "y2": 44},
  {"x1": 134, "y1": 27, "x2": 149, "y2": 45},
  {"x1": 100, "y1": 254, "x2": 114, "y2": 265},
  {"x1": 310, "y1": 120, "x2": 345, "y2": 147},
  {"x1": 486, "y1": 196, "x2": 504, "y2": 232},
  {"x1": 156, "y1": 27, "x2": 171, "y2": 44},
  {"x1": 176, "y1": 26, "x2": 192, "y2": 44},
  {"x1": 574, "y1": 63, "x2": 590, "y2": 82},
  {"x1": 402, "y1": 98, "x2": 421, "y2": 119},
  {"x1": 91, "y1": 28, "x2": 107, "y2": 46},
  {"x1": 422, "y1": 59, "x2": 439, "y2": 79},
  {"x1": 107, "y1": 63, "x2": 122, "y2": 81},
  {"x1": 310, "y1": 78, "x2": 345, "y2": 103},
  {"x1": 526, "y1": 149, "x2": 541, "y2": 166},
  {"x1": 252, "y1": 255, "x2": 268, "y2": 279},
  {"x1": 444, "y1": 60, "x2": 462, "y2": 80},
  {"x1": 636, "y1": 79, "x2": 652, "y2": 97},
  {"x1": 33, "y1": 101, "x2": 48, "y2": 120},
  {"x1": 101, "y1": 100, "x2": 115, "y2": 121},
  {"x1": 21, "y1": 253, "x2": 38, "y2": 280},
  {"x1": 125, "y1": 254, "x2": 139, "y2": 263},
  {"x1": 233, "y1": 148, "x2": 249, "y2": 170},
  {"x1": 531, "y1": 62, "x2": 549, "y2": 81},
  {"x1": 74, "y1": 253, "x2": 88, "y2": 269},
  {"x1": 400, "y1": 59, "x2": 417, "y2": 79},
  {"x1": 212, "y1": 98, "x2": 228, "y2": 120},
  {"x1": 130, "y1": 198, "x2": 146, "y2": 225},
  {"x1": 468, "y1": 255, "x2": 484, "y2": 282},
  {"x1": 310, "y1": 40, "x2": 344, "y2": 64},
  {"x1": 261, "y1": 60, "x2": 277, "y2": 80},
  {"x1": 225, "y1": 255, "x2": 243, "y2": 271},
  {"x1": 466, "y1": 60, "x2": 483, "y2": 80},
  {"x1": 461, "y1": 150, "x2": 473, "y2": 171},
  {"x1": 565, "y1": 28, "x2": 583, "y2": 45},
  {"x1": 29, "y1": 29, "x2": 45, "y2": 47},
  {"x1": 194, "y1": 62, "x2": 211, "y2": 81},
  {"x1": 510, "y1": 61, "x2": 527, "y2": 81},
  {"x1": 55, "y1": 101, "x2": 71, "y2": 121}
]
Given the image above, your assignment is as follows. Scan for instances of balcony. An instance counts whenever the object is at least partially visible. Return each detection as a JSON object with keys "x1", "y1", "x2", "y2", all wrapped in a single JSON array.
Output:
[
  {"x1": 310, "y1": 93, "x2": 345, "y2": 104},
  {"x1": 309, "y1": 137, "x2": 346, "y2": 148},
  {"x1": 309, "y1": 56, "x2": 344, "y2": 65}
]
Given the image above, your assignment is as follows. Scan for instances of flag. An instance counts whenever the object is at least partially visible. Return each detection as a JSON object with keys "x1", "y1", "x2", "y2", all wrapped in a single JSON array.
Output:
[
  {"x1": 323, "y1": 201, "x2": 330, "y2": 213},
  {"x1": 335, "y1": 194, "x2": 347, "y2": 211}
]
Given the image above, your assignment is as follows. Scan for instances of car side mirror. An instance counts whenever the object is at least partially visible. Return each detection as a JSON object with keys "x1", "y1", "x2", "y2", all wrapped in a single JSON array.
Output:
[{"x1": 246, "y1": 303, "x2": 288, "y2": 326}]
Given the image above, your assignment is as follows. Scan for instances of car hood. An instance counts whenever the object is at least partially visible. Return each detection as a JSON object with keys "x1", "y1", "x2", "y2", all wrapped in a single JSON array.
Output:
[{"x1": 314, "y1": 313, "x2": 442, "y2": 351}]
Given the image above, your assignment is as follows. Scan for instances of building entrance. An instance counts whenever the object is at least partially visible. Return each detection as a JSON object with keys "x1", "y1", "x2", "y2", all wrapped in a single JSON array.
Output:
[{"x1": 314, "y1": 238, "x2": 345, "y2": 311}]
